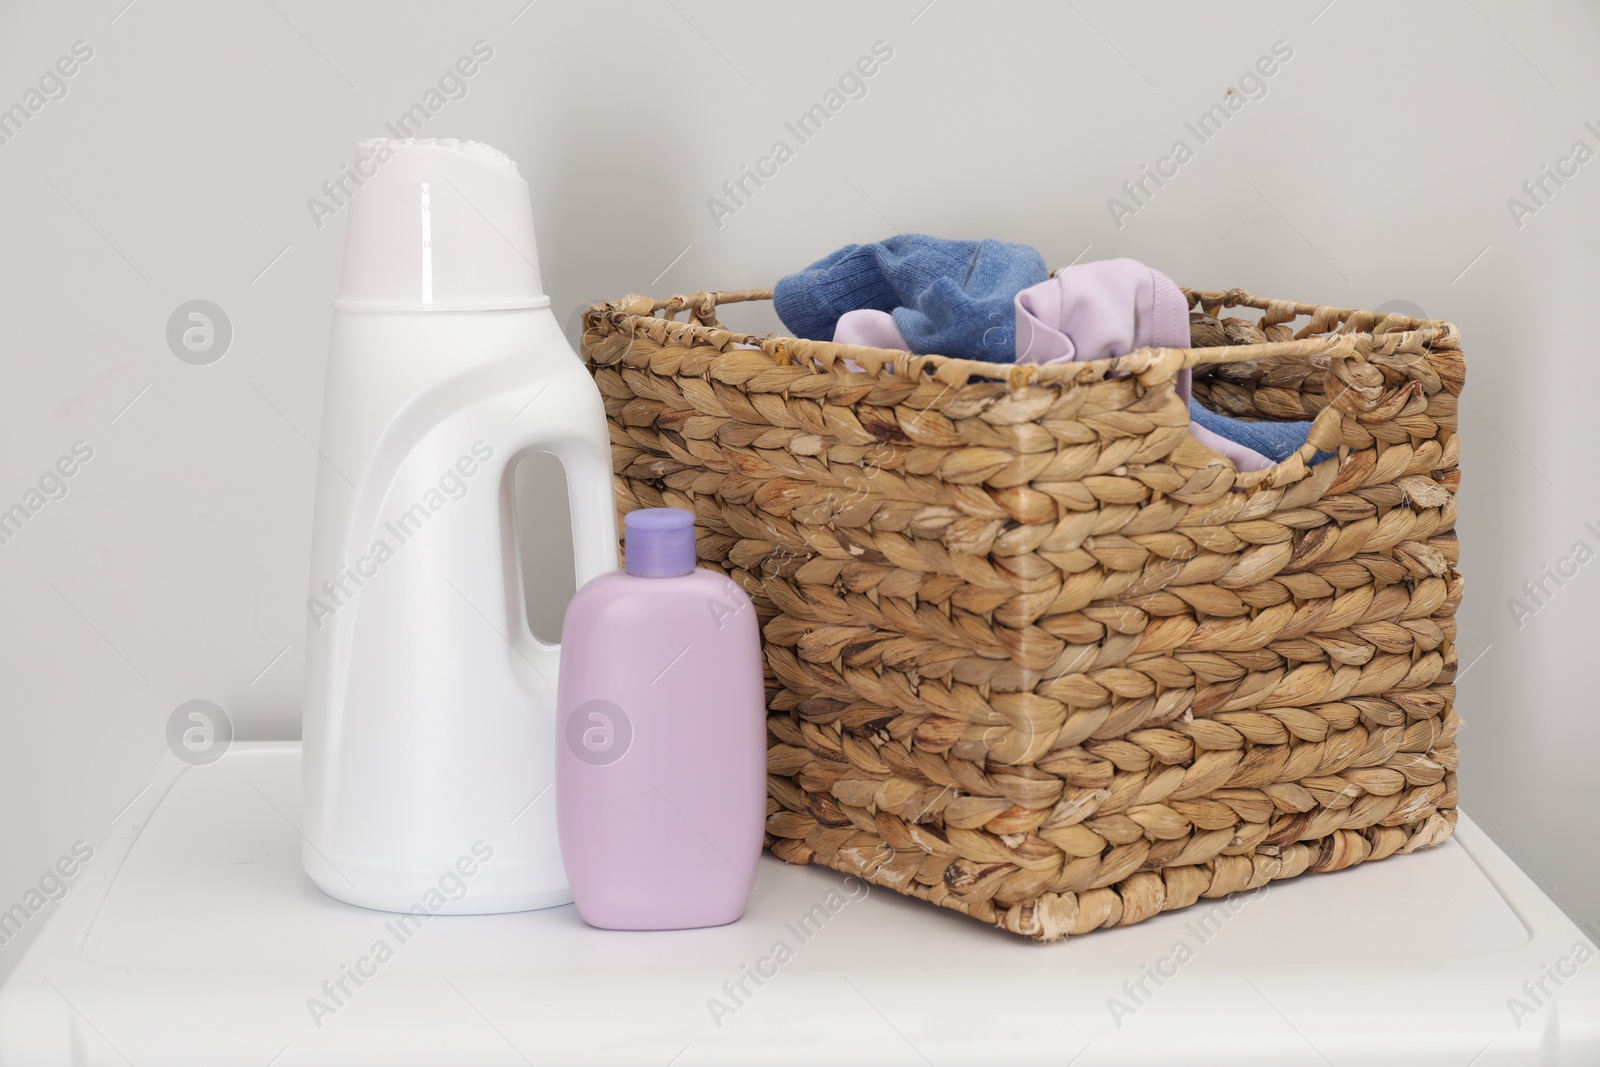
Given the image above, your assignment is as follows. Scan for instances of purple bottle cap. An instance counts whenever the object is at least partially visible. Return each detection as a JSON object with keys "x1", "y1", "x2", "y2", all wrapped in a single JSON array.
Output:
[{"x1": 624, "y1": 508, "x2": 696, "y2": 578}]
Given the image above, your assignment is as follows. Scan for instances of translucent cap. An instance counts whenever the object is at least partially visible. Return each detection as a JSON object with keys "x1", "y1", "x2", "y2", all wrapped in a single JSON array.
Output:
[
  {"x1": 624, "y1": 509, "x2": 696, "y2": 578},
  {"x1": 335, "y1": 138, "x2": 548, "y2": 311}
]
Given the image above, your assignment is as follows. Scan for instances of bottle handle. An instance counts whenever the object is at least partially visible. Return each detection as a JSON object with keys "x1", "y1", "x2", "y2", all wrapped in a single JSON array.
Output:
[{"x1": 499, "y1": 431, "x2": 618, "y2": 691}]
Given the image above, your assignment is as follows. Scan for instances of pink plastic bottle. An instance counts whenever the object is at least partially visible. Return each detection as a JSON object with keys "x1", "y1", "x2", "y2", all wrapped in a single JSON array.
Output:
[{"x1": 556, "y1": 508, "x2": 766, "y2": 929}]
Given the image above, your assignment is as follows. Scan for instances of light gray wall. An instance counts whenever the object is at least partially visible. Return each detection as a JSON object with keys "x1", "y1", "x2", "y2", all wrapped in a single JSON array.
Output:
[{"x1": 2, "y1": 0, "x2": 1596, "y2": 974}]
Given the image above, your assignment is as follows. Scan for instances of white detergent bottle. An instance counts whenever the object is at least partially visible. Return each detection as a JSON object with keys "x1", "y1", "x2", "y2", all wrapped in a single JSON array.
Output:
[{"x1": 301, "y1": 138, "x2": 617, "y2": 913}]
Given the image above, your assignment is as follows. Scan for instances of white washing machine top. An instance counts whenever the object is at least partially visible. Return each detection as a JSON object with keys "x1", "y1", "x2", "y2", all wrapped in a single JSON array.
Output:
[{"x1": 2, "y1": 741, "x2": 1596, "y2": 1065}]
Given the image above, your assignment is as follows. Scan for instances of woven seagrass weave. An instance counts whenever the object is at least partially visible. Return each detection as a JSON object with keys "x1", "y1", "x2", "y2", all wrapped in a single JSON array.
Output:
[{"x1": 581, "y1": 286, "x2": 1464, "y2": 942}]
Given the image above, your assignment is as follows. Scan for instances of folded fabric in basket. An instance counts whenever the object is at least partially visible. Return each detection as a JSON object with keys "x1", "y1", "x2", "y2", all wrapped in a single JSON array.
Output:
[
  {"x1": 775, "y1": 234, "x2": 1049, "y2": 362},
  {"x1": 1191, "y1": 401, "x2": 1325, "y2": 466},
  {"x1": 832, "y1": 308, "x2": 910, "y2": 353},
  {"x1": 1014, "y1": 258, "x2": 1316, "y2": 471},
  {"x1": 830, "y1": 258, "x2": 1325, "y2": 471}
]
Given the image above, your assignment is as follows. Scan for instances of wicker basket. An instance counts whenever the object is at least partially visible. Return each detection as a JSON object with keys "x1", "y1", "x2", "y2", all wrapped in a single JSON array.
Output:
[{"x1": 581, "y1": 286, "x2": 1464, "y2": 942}]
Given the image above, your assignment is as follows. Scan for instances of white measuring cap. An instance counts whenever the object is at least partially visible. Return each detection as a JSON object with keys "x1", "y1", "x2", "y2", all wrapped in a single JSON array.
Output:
[{"x1": 334, "y1": 138, "x2": 548, "y2": 310}]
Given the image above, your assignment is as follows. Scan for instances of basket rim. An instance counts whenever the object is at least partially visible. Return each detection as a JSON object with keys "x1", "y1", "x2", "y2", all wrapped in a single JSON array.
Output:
[
  {"x1": 584, "y1": 285, "x2": 1462, "y2": 492},
  {"x1": 585, "y1": 286, "x2": 1460, "y2": 389}
]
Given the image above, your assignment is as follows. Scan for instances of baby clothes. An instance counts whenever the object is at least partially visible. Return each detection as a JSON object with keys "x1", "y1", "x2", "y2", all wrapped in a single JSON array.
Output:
[
  {"x1": 830, "y1": 262, "x2": 1318, "y2": 470},
  {"x1": 806, "y1": 243, "x2": 1324, "y2": 472},
  {"x1": 1190, "y1": 403, "x2": 1326, "y2": 467},
  {"x1": 1014, "y1": 259, "x2": 1306, "y2": 472},
  {"x1": 832, "y1": 308, "x2": 908, "y2": 352},
  {"x1": 775, "y1": 235, "x2": 1048, "y2": 362}
]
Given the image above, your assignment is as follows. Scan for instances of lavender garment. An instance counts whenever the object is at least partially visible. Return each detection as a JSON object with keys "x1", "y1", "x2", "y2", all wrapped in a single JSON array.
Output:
[
  {"x1": 824, "y1": 254, "x2": 1322, "y2": 471},
  {"x1": 833, "y1": 266, "x2": 1284, "y2": 469},
  {"x1": 1014, "y1": 259, "x2": 1298, "y2": 472},
  {"x1": 831, "y1": 308, "x2": 905, "y2": 352}
]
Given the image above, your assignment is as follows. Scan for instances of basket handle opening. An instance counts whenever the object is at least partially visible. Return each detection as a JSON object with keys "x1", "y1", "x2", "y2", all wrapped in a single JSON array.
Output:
[{"x1": 1169, "y1": 334, "x2": 1433, "y2": 490}]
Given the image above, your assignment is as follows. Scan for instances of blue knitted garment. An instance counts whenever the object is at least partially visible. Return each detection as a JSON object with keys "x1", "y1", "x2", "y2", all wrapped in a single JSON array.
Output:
[
  {"x1": 773, "y1": 235, "x2": 1049, "y2": 362},
  {"x1": 1190, "y1": 401, "x2": 1332, "y2": 465}
]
